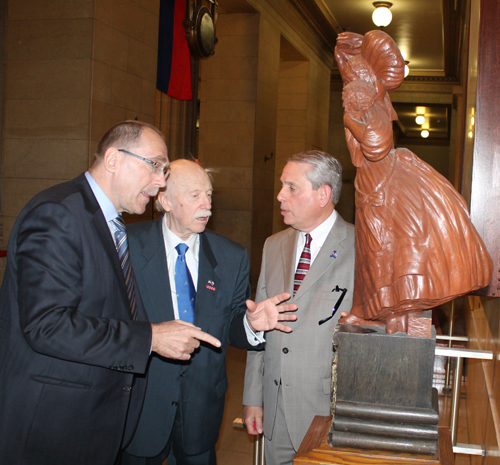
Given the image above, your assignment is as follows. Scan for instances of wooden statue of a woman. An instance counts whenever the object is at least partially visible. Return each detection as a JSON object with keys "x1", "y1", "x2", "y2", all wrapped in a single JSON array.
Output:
[{"x1": 336, "y1": 30, "x2": 492, "y2": 334}]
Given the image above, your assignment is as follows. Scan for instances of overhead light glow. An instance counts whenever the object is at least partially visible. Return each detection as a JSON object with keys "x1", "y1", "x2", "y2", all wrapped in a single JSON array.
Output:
[
  {"x1": 421, "y1": 129, "x2": 430, "y2": 139},
  {"x1": 415, "y1": 115, "x2": 425, "y2": 125},
  {"x1": 372, "y1": 2, "x2": 393, "y2": 28}
]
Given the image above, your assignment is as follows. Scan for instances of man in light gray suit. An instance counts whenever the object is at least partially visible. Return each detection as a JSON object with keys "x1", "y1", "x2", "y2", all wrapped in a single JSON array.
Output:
[{"x1": 242, "y1": 150, "x2": 355, "y2": 465}]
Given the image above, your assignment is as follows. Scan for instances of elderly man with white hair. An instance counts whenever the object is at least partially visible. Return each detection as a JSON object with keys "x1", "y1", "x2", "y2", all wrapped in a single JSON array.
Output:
[{"x1": 122, "y1": 159, "x2": 296, "y2": 465}]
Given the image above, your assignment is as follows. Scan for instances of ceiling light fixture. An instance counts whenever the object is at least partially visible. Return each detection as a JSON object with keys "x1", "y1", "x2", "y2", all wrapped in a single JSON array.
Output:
[
  {"x1": 415, "y1": 114, "x2": 425, "y2": 125},
  {"x1": 421, "y1": 129, "x2": 430, "y2": 139},
  {"x1": 372, "y1": 2, "x2": 393, "y2": 28}
]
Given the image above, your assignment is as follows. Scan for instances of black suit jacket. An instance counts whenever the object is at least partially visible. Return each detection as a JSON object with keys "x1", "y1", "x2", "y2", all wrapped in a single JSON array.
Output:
[
  {"x1": 125, "y1": 218, "x2": 262, "y2": 457},
  {"x1": 0, "y1": 174, "x2": 152, "y2": 465}
]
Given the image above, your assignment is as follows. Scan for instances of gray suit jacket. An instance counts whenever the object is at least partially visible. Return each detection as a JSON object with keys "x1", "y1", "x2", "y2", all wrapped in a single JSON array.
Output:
[{"x1": 243, "y1": 214, "x2": 355, "y2": 450}]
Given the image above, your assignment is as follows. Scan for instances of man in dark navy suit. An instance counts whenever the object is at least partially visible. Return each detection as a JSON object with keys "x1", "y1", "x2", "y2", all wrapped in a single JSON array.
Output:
[
  {"x1": 0, "y1": 122, "x2": 223, "y2": 465},
  {"x1": 123, "y1": 159, "x2": 297, "y2": 465}
]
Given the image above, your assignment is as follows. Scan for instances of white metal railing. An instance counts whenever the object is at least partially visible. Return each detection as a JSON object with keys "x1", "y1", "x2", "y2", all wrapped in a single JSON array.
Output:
[{"x1": 435, "y1": 338, "x2": 493, "y2": 456}]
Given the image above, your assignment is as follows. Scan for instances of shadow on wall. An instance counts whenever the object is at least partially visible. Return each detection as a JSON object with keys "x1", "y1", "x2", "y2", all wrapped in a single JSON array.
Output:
[{"x1": 336, "y1": 181, "x2": 355, "y2": 225}]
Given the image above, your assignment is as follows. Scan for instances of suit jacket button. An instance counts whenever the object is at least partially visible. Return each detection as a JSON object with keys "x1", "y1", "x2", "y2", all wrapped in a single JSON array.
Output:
[
  {"x1": 123, "y1": 385, "x2": 132, "y2": 392},
  {"x1": 180, "y1": 371, "x2": 186, "y2": 377},
  {"x1": 282, "y1": 347, "x2": 289, "y2": 354},
  {"x1": 274, "y1": 380, "x2": 278, "y2": 385},
  {"x1": 172, "y1": 401, "x2": 178, "y2": 407}
]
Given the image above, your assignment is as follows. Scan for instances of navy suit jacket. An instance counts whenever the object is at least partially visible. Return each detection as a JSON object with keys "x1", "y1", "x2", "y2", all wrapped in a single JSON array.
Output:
[
  {"x1": 126, "y1": 218, "x2": 262, "y2": 457},
  {"x1": 0, "y1": 174, "x2": 152, "y2": 465}
]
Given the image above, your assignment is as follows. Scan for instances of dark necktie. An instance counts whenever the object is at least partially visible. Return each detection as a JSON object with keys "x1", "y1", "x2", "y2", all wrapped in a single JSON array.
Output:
[
  {"x1": 175, "y1": 243, "x2": 196, "y2": 324},
  {"x1": 112, "y1": 216, "x2": 138, "y2": 320},
  {"x1": 293, "y1": 233, "x2": 312, "y2": 296}
]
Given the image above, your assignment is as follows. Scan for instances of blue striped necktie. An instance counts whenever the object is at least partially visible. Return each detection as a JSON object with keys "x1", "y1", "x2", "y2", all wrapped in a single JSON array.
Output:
[
  {"x1": 175, "y1": 243, "x2": 196, "y2": 324},
  {"x1": 112, "y1": 216, "x2": 138, "y2": 320}
]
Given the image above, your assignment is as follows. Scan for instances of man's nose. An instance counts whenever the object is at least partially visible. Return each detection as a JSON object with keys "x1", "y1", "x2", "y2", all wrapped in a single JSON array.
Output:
[
  {"x1": 201, "y1": 193, "x2": 212, "y2": 208},
  {"x1": 155, "y1": 171, "x2": 167, "y2": 188}
]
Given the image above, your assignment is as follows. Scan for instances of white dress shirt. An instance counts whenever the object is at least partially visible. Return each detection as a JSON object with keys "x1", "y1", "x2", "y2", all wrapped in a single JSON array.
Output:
[
  {"x1": 161, "y1": 216, "x2": 262, "y2": 345},
  {"x1": 294, "y1": 209, "x2": 338, "y2": 269}
]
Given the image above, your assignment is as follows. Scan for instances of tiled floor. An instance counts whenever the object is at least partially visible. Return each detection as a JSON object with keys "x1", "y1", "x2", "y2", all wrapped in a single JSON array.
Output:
[{"x1": 214, "y1": 340, "x2": 472, "y2": 465}]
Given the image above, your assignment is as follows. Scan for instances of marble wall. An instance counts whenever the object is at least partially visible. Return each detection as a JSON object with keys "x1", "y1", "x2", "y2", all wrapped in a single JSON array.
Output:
[
  {"x1": 0, "y1": 0, "x2": 336, "y2": 290},
  {"x1": 2, "y1": 0, "x2": 160, "y2": 248},
  {"x1": 198, "y1": 4, "x2": 334, "y2": 287}
]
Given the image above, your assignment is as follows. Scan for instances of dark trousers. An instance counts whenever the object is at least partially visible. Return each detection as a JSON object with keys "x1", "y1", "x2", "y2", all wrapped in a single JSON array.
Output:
[{"x1": 121, "y1": 407, "x2": 216, "y2": 465}]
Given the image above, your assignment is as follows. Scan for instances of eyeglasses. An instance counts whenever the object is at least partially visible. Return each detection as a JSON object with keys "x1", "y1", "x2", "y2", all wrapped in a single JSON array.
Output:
[
  {"x1": 318, "y1": 285, "x2": 348, "y2": 325},
  {"x1": 118, "y1": 149, "x2": 168, "y2": 176}
]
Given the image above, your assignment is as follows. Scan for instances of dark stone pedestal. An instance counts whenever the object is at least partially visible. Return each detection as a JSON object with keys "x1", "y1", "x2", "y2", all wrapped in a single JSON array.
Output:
[{"x1": 328, "y1": 324, "x2": 439, "y2": 456}]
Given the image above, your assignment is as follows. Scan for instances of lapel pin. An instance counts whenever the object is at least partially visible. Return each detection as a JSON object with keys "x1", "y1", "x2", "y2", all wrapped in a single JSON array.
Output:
[
  {"x1": 206, "y1": 280, "x2": 216, "y2": 291},
  {"x1": 330, "y1": 250, "x2": 338, "y2": 259}
]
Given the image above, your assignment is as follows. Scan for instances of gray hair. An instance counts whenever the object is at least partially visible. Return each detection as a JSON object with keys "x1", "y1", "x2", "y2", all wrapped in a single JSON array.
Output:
[
  {"x1": 155, "y1": 162, "x2": 214, "y2": 213},
  {"x1": 287, "y1": 150, "x2": 343, "y2": 205}
]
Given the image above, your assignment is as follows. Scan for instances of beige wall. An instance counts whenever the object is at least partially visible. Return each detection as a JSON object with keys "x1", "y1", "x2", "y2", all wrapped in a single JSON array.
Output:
[
  {"x1": 274, "y1": 59, "x2": 309, "y2": 233},
  {"x1": 198, "y1": 12, "x2": 260, "y2": 255},
  {"x1": 0, "y1": 0, "x2": 336, "y2": 290},
  {"x1": 2, "y1": 0, "x2": 160, "y2": 250},
  {"x1": 198, "y1": 3, "x2": 334, "y2": 287}
]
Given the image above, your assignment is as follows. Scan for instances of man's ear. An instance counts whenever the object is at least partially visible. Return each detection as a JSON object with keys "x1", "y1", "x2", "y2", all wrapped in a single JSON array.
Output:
[
  {"x1": 103, "y1": 147, "x2": 120, "y2": 173},
  {"x1": 318, "y1": 185, "x2": 332, "y2": 208},
  {"x1": 157, "y1": 191, "x2": 172, "y2": 212}
]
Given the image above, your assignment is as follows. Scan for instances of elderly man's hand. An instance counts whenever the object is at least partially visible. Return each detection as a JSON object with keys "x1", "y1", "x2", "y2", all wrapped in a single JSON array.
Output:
[
  {"x1": 151, "y1": 320, "x2": 221, "y2": 360},
  {"x1": 246, "y1": 292, "x2": 297, "y2": 333},
  {"x1": 243, "y1": 405, "x2": 263, "y2": 435}
]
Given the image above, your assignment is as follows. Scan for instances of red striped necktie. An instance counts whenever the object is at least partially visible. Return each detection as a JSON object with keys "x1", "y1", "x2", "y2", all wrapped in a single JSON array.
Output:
[{"x1": 293, "y1": 233, "x2": 312, "y2": 296}]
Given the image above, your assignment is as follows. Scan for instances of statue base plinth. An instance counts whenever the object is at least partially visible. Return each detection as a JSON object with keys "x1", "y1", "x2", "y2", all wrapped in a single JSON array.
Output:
[
  {"x1": 329, "y1": 322, "x2": 438, "y2": 456},
  {"x1": 295, "y1": 416, "x2": 453, "y2": 465}
]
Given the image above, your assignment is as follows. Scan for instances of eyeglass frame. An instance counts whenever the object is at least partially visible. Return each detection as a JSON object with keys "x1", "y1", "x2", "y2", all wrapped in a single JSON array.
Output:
[
  {"x1": 118, "y1": 148, "x2": 168, "y2": 176},
  {"x1": 318, "y1": 285, "x2": 348, "y2": 325}
]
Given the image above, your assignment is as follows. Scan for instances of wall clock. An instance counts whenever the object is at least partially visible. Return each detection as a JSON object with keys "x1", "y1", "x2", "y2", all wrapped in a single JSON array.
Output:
[{"x1": 184, "y1": 1, "x2": 218, "y2": 59}]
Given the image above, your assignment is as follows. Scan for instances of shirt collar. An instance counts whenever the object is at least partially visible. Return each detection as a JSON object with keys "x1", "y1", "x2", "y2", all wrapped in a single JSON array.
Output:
[
  {"x1": 301, "y1": 209, "x2": 338, "y2": 249},
  {"x1": 85, "y1": 171, "x2": 118, "y2": 223},
  {"x1": 161, "y1": 214, "x2": 199, "y2": 255}
]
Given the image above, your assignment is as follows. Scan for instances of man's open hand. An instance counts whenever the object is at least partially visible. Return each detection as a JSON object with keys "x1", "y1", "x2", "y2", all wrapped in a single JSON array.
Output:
[{"x1": 246, "y1": 292, "x2": 298, "y2": 333}]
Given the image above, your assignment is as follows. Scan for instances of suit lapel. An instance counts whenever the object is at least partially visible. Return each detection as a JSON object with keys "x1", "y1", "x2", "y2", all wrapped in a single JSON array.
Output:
[
  {"x1": 77, "y1": 175, "x2": 130, "y2": 310},
  {"x1": 281, "y1": 229, "x2": 298, "y2": 295},
  {"x1": 136, "y1": 219, "x2": 174, "y2": 323},
  {"x1": 195, "y1": 232, "x2": 219, "y2": 323},
  {"x1": 293, "y1": 216, "x2": 348, "y2": 299}
]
